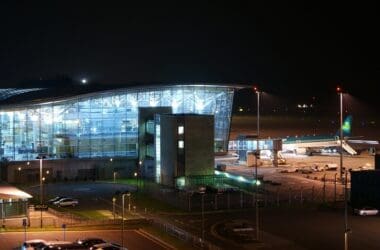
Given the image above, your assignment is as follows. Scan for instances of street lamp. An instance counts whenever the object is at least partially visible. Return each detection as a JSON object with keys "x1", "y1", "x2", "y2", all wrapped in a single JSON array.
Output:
[
  {"x1": 337, "y1": 86, "x2": 344, "y2": 182},
  {"x1": 121, "y1": 192, "x2": 131, "y2": 248},
  {"x1": 36, "y1": 156, "x2": 45, "y2": 228},
  {"x1": 138, "y1": 160, "x2": 142, "y2": 190},
  {"x1": 337, "y1": 86, "x2": 350, "y2": 250},
  {"x1": 253, "y1": 85, "x2": 260, "y2": 241},
  {"x1": 112, "y1": 197, "x2": 116, "y2": 220},
  {"x1": 134, "y1": 172, "x2": 138, "y2": 191}
]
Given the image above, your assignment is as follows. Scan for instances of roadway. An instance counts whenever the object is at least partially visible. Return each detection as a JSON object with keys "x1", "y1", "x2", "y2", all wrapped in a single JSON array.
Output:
[
  {"x1": 167, "y1": 207, "x2": 380, "y2": 250},
  {"x1": 0, "y1": 229, "x2": 168, "y2": 250}
]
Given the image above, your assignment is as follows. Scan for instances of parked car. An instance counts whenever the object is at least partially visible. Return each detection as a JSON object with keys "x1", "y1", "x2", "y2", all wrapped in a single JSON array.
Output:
[
  {"x1": 53, "y1": 198, "x2": 79, "y2": 207},
  {"x1": 279, "y1": 167, "x2": 297, "y2": 173},
  {"x1": 311, "y1": 164, "x2": 324, "y2": 172},
  {"x1": 90, "y1": 242, "x2": 128, "y2": 250},
  {"x1": 324, "y1": 163, "x2": 338, "y2": 171},
  {"x1": 22, "y1": 239, "x2": 47, "y2": 250},
  {"x1": 297, "y1": 167, "x2": 313, "y2": 174},
  {"x1": 76, "y1": 238, "x2": 106, "y2": 248},
  {"x1": 354, "y1": 207, "x2": 379, "y2": 216},
  {"x1": 48, "y1": 196, "x2": 68, "y2": 204},
  {"x1": 42, "y1": 243, "x2": 87, "y2": 249}
]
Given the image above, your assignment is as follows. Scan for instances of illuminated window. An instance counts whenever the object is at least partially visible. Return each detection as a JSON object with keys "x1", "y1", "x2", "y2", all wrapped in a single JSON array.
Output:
[
  {"x1": 178, "y1": 140, "x2": 184, "y2": 148},
  {"x1": 178, "y1": 125, "x2": 184, "y2": 135}
]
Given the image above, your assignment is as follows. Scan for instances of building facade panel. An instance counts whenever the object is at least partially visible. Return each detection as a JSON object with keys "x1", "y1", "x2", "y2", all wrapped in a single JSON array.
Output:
[{"x1": 0, "y1": 85, "x2": 235, "y2": 161}]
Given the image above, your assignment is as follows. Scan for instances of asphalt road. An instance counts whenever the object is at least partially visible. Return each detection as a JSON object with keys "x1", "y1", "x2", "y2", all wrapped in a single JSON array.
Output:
[
  {"x1": 168, "y1": 207, "x2": 380, "y2": 250},
  {"x1": 0, "y1": 229, "x2": 168, "y2": 250}
]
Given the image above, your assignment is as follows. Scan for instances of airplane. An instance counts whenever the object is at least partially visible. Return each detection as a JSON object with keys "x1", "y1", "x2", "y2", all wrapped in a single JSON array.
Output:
[{"x1": 282, "y1": 115, "x2": 378, "y2": 156}]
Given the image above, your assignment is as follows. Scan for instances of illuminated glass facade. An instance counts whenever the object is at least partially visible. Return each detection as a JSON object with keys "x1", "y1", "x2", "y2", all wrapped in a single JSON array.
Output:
[{"x1": 0, "y1": 85, "x2": 235, "y2": 161}]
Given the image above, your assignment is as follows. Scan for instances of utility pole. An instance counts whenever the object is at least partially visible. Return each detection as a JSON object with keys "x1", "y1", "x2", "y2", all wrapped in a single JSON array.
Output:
[{"x1": 254, "y1": 86, "x2": 260, "y2": 241}]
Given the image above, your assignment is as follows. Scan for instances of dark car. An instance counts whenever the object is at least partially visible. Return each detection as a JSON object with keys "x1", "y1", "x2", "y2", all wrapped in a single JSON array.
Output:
[
  {"x1": 43, "y1": 243, "x2": 87, "y2": 249},
  {"x1": 77, "y1": 238, "x2": 106, "y2": 248}
]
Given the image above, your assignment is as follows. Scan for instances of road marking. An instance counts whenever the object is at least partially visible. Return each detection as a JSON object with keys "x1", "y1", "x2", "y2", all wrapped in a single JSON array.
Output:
[{"x1": 137, "y1": 229, "x2": 176, "y2": 250}]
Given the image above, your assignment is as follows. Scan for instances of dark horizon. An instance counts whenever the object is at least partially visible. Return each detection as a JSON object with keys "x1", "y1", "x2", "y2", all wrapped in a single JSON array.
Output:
[{"x1": 1, "y1": 2, "x2": 379, "y2": 106}]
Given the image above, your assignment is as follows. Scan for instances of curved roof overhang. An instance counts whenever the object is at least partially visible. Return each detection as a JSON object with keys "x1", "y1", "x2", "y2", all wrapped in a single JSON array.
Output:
[
  {"x1": 0, "y1": 83, "x2": 249, "y2": 111},
  {"x1": 0, "y1": 185, "x2": 33, "y2": 199}
]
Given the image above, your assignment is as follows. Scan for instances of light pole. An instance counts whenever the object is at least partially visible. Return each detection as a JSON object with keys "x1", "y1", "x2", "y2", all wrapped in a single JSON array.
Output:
[
  {"x1": 134, "y1": 172, "x2": 138, "y2": 191},
  {"x1": 253, "y1": 85, "x2": 260, "y2": 241},
  {"x1": 113, "y1": 171, "x2": 117, "y2": 183},
  {"x1": 138, "y1": 160, "x2": 142, "y2": 190},
  {"x1": 112, "y1": 197, "x2": 116, "y2": 220},
  {"x1": 121, "y1": 192, "x2": 130, "y2": 248},
  {"x1": 337, "y1": 86, "x2": 349, "y2": 250},
  {"x1": 200, "y1": 192, "x2": 205, "y2": 244},
  {"x1": 36, "y1": 157, "x2": 44, "y2": 228},
  {"x1": 337, "y1": 87, "x2": 344, "y2": 182}
]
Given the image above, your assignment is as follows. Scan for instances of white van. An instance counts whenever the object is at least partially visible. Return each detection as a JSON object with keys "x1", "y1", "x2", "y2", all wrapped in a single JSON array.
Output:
[{"x1": 324, "y1": 163, "x2": 338, "y2": 170}]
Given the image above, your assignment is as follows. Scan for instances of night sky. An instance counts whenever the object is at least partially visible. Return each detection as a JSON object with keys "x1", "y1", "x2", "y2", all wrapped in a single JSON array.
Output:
[{"x1": 1, "y1": 2, "x2": 379, "y2": 108}]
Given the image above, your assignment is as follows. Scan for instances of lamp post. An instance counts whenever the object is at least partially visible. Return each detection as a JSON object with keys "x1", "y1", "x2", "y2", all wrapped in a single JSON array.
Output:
[
  {"x1": 109, "y1": 158, "x2": 113, "y2": 182},
  {"x1": 253, "y1": 85, "x2": 260, "y2": 241},
  {"x1": 121, "y1": 192, "x2": 131, "y2": 248},
  {"x1": 112, "y1": 197, "x2": 116, "y2": 220},
  {"x1": 337, "y1": 87, "x2": 343, "y2": 182},
  {"x1": 36, "y1": 156, "x2": 44, "y2": 228},
  {"x1": 134, "y1": 172, "x2": 138, "y2": 191},
  {"x1": 337, "y1": 86, "x2": 349, "y2": 250},
  {"x1": 201, "y1": 193, "x2": 205, "y2": 243},
  {"x1": 138, "y1": 160, "x2": 142, "y2": 190},
  {"x1": 113, "y1": 171, "x2": 117, "y2": 183}
]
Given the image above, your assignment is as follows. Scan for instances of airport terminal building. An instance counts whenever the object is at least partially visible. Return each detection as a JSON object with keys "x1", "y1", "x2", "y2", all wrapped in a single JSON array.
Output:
[{"x1": 0, "y1": 84, "x2": 239, "y2": 183}]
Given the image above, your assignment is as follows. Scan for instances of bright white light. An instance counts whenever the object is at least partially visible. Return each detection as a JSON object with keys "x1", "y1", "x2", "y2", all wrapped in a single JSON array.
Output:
[
  {"x1": 43, "y1": 114, "x2": 53, "y2": 124},
  {"x1": 114, "y1": 99, "x2": 121, "y2": 107},
  {"x1": 81, "y1": 78, "x2": 87, "y2": 84},
  {"x1": 129, "y1": 97, "x2": 138, "y2": 108},
  {"x1": 30, "y1": 114, "x2": 39, "y2": 122},
  {"x1": 171, "y1": 99, "x2": 180, "y2": 110},
  {"x1": 149, "y1": 96, "x2": 159, "y2": 107},
  {"x1": 178, "y1": 126, "x2": 184, "y2": 135},
  {"x1": 195, "y1": 100, "x2": 204, "y2": 112},
  {"x1": 178, "y1": 140, "x2": 184, "y2": 148},
  {"x1": 238, "y1": 176, "x2": 246, "y2": 182}
]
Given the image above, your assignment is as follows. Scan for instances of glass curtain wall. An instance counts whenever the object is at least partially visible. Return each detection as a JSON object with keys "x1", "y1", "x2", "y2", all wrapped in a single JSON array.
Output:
[{"x1": 0, "y1": 85, "x2": 234, "y2": 161}]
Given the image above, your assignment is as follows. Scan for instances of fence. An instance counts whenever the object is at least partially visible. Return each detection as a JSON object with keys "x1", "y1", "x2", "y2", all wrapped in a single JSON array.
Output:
[
  {"x1": 151, "y1": 217, "x2": 221, "y2": 250},
  {"x1": 144, "y1": 182, "x2": 349, "y2": 212}
]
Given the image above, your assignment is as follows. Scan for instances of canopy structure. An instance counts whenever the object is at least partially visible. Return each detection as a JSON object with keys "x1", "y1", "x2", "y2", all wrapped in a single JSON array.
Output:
[
  {"x1": 0, "y1": 88, "x2": 42, "y2": 101},
  {"x1": 0, "y1": 185, "x2": 33, "y2": 199}
]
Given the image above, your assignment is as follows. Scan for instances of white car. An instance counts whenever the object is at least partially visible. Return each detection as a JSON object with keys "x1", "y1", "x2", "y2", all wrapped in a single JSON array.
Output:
[
  {"x1": 53, "y1": 197, "x2": 79, "y2": 207},
  {"x1": 22, "y1": 239, "x2": 73, "y2": 250},
  {"x1": 21, "y1": 239, "x2": 47, "y2": 250},
  {"x1": 354, "y1": 207, "x2": 379, "y2": 216}
]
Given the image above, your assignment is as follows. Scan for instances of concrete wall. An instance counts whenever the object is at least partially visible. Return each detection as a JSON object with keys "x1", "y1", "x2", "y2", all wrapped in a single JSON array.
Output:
[
  {"x1": 160, "y1": 115, "x2": 177, "y2": 186},
  {"x1": 184, "y1": 115, "x2": 214, "y2": 176},
  {"x1": 5, "y1": 158, "x2": 137, "y2": 184},
  {"x1": 160, "y1": 114, "x2": 214, "y2": 187}
]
